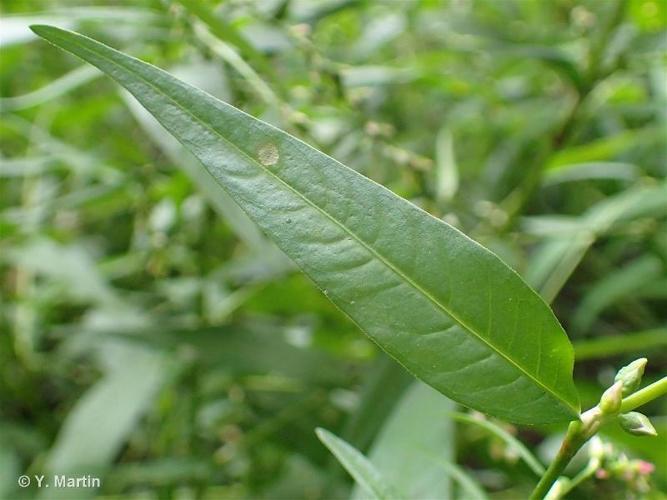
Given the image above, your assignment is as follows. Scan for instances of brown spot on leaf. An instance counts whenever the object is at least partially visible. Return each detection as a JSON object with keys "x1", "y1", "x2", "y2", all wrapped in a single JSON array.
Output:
[{"x1": 258, "y1": 143, "x2": 279, "y2": 166}]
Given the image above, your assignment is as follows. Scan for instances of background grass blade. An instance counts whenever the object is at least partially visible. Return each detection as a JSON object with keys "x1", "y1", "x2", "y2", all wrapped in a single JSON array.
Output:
[
  {"x1": 315, "y1": 428, "x2": 402, "y2": 500},
  {"x1": 352, "y1": 383, "x2": 456, "y2": 499},
  {"x1": 41, "y1": 342, "x2": 171, "y2": 499},
  {"x1": 450, "y1": 412, "x2": 545, "y2": 476},
  {"x1": 432, "y1": 459, "x2": 490, "y2": 500}
]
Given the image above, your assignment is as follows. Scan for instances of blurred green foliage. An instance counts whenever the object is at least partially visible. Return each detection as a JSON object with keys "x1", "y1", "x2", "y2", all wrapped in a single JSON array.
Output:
[{"x1": 1, "y1": 0, "x2": 666, "y2": 498}]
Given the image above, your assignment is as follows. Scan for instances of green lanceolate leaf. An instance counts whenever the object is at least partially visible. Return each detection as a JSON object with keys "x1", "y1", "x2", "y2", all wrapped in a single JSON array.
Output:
[
  {"x1": 31, "y1": 25, "x2": 580, "y2": 424},
  {"x1": 315, "y1": 428, "x2": 402, "y2": 500}
]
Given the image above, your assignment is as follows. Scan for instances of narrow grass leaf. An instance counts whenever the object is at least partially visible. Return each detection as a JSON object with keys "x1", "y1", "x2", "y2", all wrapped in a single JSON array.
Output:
[
  {"x1": 572, "y1": 255, "x2": 663, "y2": 333},
  {"x1": 525, "y1": 181, "x2": 667, "y2": 302},
  {"x1": 574, "y1": 328, "x2": 667, "y2": 361},
  {"x1": 450, "y1": 412, "x2": 545, "y2": 476},
  {"x1": 0, "y1": 65, "x2": 99, "y2": 111},
  {"x1": 431, "y1": 458, "x2": 489, "y2": 500},
  {"x1": 543, "y1": 162, "x2": 639, "y2": 186},
  {"x1": 315, "y1": 428, "x2": 402, "y2": 500},
  {"x1": 353, "y1": 383, "x2": 456, "y2": 499},
  {"x1": 341, "y1": 356, "x2": 413, "y2": 453}
]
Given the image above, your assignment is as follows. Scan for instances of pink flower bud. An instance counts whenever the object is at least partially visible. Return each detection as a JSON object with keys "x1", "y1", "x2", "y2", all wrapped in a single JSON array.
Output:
[
  {"x1": 637, "y1": 460, "x2": 655, "y2": 476},
  {"x1": 595, "y1": 469, "x2": 610, "y2": 480}
]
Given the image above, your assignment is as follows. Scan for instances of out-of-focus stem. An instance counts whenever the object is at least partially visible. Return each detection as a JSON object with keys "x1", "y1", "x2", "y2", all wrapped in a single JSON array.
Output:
[{"x1": 574, "y1": 328, "x2": 667, "y2": 360}]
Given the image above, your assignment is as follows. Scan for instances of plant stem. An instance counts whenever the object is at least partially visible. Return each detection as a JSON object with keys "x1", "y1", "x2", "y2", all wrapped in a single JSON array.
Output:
[
  {"x1": 531, "y1": 376, "x2": 667, "y2": 499},
  {"x1": 529, "y1": 412, "x2": 598, "y2": 500},
  {"x1": 620, "y1": 376, "x2": 667, "y2": 413}
]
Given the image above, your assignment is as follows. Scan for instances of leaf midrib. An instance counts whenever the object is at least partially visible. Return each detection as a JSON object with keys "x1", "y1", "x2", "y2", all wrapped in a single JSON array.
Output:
[{"x1": 47, "y1": 27, "x2": 575, "y2": 414}]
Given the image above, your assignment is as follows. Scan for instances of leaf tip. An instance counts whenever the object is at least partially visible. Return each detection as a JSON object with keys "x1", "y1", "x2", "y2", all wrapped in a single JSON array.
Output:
[
  {"x1": 29, "y1": 24, "x2": 53, "y2": 37},
  {"x1": 29, "y1": 24, "x2": 72, "y2": 44}
]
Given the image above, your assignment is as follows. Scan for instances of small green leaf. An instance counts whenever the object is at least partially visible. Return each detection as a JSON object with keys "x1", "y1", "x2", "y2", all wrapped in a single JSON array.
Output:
[
  {"x1": 315, "y1": 428, "x2": 402, "y2": 500},
  {"x1": 31, "y1": 25, "x2": 580, "y2": 424}
]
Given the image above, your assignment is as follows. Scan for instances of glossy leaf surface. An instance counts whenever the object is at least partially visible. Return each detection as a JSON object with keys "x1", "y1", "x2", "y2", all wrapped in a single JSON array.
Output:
[{"x1": 32, "y1": 25, "x2": 580, "y2": 424}]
